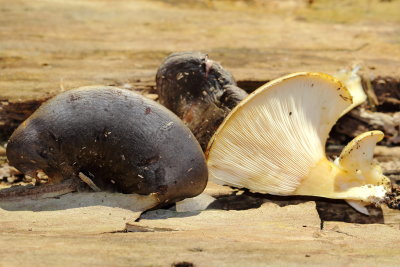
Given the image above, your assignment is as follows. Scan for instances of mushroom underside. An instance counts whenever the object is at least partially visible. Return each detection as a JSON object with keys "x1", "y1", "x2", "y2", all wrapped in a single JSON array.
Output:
[{"x1": 206, "y1": 72, "x2": 392, "y2": 214}]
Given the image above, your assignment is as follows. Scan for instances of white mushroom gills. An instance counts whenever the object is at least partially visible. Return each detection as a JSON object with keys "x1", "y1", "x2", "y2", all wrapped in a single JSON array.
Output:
[{"x1": 206, "y1": 72, "x2": 391, "y2": 215}]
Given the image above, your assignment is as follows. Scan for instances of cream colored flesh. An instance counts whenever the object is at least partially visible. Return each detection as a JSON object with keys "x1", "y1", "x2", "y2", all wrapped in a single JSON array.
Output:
[
  {"x1": 296, "y1": 131, "x2": 390, "y2": 201},
  {"x1": 294, "y1": 154, "x2": 387, "y2": 202}
]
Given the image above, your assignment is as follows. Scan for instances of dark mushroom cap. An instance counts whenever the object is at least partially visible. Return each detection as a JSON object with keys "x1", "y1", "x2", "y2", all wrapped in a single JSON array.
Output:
[
  {"x1": 156, "y1": 51, "x2": 248, "y2": 150},
  {"x1": 6, "y1": 86, "x2": 208, "y2": 203}
]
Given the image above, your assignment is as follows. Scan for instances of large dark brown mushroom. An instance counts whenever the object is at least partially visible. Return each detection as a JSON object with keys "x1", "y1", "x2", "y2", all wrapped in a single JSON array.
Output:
[
  {"x1": 5, "y1": 86, "x2": 208, "y2": 205},
  {"x1": 156, "y1": 52, "x2": 248, "y2": 150}
]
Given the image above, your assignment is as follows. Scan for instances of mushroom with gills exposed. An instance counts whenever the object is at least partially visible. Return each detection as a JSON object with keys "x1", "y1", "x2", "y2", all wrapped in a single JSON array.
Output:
[
  {"x1": 3, "y1": 86, "x2": 208, "y2": 209},
  {"x1": 156, "y1": 51, "x2": 248, "y2": 150},
  {"x1": 206, "y1": 72, "x2": 391, "y2": 215}
]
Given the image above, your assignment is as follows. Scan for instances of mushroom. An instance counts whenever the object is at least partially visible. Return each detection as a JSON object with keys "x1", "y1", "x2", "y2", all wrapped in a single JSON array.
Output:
[
  {"x1": 5, "y1": 86, "x2": 208, "y2": 206},
  {"x1": 206, "y1": 72, "x2": 391, "y2": 214},
  {"x1": 156, "y1": 51, "x2": 248, "y2": 150}
]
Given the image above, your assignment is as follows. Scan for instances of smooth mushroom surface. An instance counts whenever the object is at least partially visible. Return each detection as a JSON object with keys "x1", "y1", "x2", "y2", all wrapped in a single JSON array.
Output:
[
  {"x1": 206, "y1": 72, "x2": 391, "y2": 215},
  {"x1": 156, "y1": 51, "x2": 248, "y2": 150},
  {"x1": 5, "y1": 86, "x2": 208, "y2": 205}
]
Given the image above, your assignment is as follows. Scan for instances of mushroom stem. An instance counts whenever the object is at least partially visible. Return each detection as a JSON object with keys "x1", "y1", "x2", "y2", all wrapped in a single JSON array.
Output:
[{"x1": 295, "y1": 158, "x2": 388, "y2": 203}]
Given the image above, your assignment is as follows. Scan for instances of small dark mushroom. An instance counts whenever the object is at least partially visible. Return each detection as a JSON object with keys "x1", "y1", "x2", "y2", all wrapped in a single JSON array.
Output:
[
  {"x1": 5, "y1": 86, "x2": 208, "y2": 204},
  {"x1": 156, "y1": 51, "x2": 248, "y2": 150}
]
